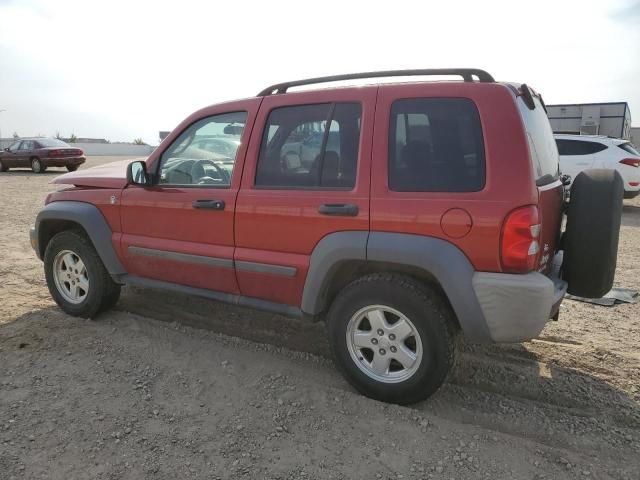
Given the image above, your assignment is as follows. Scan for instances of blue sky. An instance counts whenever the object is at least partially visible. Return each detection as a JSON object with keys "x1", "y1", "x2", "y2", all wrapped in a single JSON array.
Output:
[{"x1": 1, "y1": 0, "x2": 639, "y2": 144}]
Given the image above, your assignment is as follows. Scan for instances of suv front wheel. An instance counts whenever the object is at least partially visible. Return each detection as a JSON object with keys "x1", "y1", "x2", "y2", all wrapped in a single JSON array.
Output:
[
  {"x1": 44, "y1": 230, "x2": 121, "y2": 318},
  {"x1": 327, "y1": 273, "x2": 457, "y2": 404}
]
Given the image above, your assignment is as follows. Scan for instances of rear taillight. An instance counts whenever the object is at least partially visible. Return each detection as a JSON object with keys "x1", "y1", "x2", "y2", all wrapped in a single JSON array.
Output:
[
  {"x1": 500, "y1": 205, "x2": 540, "y2": 273},
  {"x1": 619, "y1": 158, "x2": 640, "y2": 168}
]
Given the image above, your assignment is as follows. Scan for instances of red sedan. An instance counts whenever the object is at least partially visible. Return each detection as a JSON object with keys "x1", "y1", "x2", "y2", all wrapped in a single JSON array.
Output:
[{"x1": 0, "y1": 137, "x2": 85, "y2": 173}]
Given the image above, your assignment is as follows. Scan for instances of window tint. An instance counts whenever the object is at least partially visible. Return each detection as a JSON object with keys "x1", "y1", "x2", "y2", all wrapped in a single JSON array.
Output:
[
  {"x1": 556, "y1": 139, "x2": 607, "y2": 156},
  {"x1": 255, "y1": 103, "x2": 361, "y2": 188},
  {"x1": 388, "y1": 98, "x2": 485, "y2": 192},
  {"x1": 18, "y1": 141, "x2": 33, "y2": 151},
  {"x1": 619, "y1": 142, "x2": 640, "y2": 156},
  {"x1": 8, "y1": 141, "x2": 21, "y2": 152},
  {"x1": 517, "y1": 97, "x2": 559, "y2": 185},
  {"x1": 158, "y1": 111, "x2": 247, "y2": 187}
]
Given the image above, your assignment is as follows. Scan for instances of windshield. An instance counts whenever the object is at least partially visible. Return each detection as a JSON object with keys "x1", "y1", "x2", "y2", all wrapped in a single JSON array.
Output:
[
  {"x1": 36, "y1": 138, "x2": 70, "y2": 148},
  {"x1": 619, "y1": 142, "x2": 640, "y2": 156}
]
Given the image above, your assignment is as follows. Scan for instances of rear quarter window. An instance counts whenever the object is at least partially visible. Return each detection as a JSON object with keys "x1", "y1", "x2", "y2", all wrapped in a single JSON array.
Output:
[
  {"x1": 388, "y1": 98, "x2": 485, "y2": 192},
  {"x1": 517, "y1": 97, "x2": 559, "y2": 185},
  {"x1": 619, "y1": 142, "x2": 640, "y2": 156}
]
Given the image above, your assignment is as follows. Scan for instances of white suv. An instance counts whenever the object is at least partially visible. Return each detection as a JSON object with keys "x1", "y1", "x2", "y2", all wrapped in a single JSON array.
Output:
[{"x1": 555, "y1": 134, "x2": 640, "y2": 198}]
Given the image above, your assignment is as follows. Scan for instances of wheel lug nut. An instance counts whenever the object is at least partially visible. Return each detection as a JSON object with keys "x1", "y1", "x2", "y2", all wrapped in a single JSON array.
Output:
[
  {"x1": 377, "y1": 329, "x2": 384, "y2": 336},
  {"x1": 379, "y1": 348, "x2": 386, "y2": 355},
  {"x1": 371, "y1": 338, "x2": 378, "y2": 345},
  {"x1": 390, "y1": 346, "x2": 397, "y2": 353},
  {"x1": 389, "y1": 334, "x2": 396, "y2": 341}
]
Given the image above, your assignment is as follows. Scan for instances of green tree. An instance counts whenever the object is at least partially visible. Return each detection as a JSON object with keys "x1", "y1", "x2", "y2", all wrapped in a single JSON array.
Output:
[
  {"x1": 12, "y1": 132, "x2": 19, "y2": 140},
  {"x1": 68, "y1": 133, "x2": 77, "y2": 143},
  {"x1": 133, "y1": 138, "x2": 146, "y2": 145}
]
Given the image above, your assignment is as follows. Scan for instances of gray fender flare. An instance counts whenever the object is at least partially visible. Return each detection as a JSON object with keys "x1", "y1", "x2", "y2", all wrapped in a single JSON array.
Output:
[
  {"x1": 34, "y1": 201, "x2": 126, "y2": 276},
  {"x1": 302, "y1": 231, "x2": 491, "y2": 342}
]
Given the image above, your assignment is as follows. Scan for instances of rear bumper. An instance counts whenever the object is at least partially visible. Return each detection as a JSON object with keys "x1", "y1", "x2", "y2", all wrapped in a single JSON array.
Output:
[
  {"x1": 472, "y1": 271, "x2": 567, "y2": 342},
  {"x1": 43, "y1": 156, "x2": 86, "y2": 167},
  {"x1": 624, "y1": 189, "x2": 640, "y2": 199}
]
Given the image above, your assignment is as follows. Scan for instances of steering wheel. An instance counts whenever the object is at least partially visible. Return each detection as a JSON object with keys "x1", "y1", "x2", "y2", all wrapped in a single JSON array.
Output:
[{"x1": 191, "y1": 160, "x2": 231, "y2": 184}]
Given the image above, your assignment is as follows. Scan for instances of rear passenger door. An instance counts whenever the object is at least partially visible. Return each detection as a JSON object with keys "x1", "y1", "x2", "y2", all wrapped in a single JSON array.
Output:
[{"x1": 234, "y1": 87, "x2": 376, "y2": 307}]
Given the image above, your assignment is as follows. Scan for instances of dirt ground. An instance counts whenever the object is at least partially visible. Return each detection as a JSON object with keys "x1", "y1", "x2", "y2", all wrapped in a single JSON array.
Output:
[{"x1": 0, "y1": 157, "x2": 639, "y2": 480}]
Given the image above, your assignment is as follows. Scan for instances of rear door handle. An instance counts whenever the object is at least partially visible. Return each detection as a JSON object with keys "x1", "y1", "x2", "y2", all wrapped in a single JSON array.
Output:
[
  {"x1": 318, "y1": 203, "x2": 359, "y2": 216},
  {"x1": 192, "y1": 199, "x2": 225, "y2": 210}
]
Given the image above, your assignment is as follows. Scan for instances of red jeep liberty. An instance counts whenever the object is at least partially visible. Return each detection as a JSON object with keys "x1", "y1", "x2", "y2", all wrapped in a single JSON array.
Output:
[{"x1": 30, "y1": 69, "x2": 623, "y2": 403}]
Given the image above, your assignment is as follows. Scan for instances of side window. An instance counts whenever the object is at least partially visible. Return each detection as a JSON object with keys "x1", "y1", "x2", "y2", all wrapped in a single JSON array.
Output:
[
  {"x1": 255, "y1": 103, "x2": 362, "y2": 189},
  {"x1": 19, "y1": 141, "x2": 33, "y2": 151},
  {"x1": 8, "y1": 141, "x2": 21, "y2": 152},
  {"x1": 584, "y1": 141, "x2": 607, "y2": 154},
  {"x1": 158, "y1": 111, "x2": 247, "y2": 187},
  {"x1": 556, "y1": 139, "x2": 606, "y2": 156},
  {"x1": 389, "y1": 98, "x2": 485, "y2": 192}
]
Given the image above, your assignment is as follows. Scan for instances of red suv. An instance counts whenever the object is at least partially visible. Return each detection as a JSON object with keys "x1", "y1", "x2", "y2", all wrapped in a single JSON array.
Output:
[{"x1": 30, "y1": 69, "x2": 623, "y2": 404}]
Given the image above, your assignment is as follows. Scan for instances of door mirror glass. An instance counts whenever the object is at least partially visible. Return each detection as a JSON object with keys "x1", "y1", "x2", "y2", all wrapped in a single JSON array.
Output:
[{"x1": 127, "y1": 161, "x2": 150, "y2": 186}]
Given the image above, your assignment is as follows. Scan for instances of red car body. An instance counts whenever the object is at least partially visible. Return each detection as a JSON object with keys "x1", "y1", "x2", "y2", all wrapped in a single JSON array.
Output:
[
  {"x1": 45, "y1": 82, "x2": 562, "y2": 309},
  {"x1": 0, "y1": 138, "x2": 85, "y2": 172}
]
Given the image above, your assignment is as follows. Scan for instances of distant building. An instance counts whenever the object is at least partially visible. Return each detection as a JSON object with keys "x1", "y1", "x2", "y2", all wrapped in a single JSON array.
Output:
[
  {"x1": 546, "y1": 102, "x2": 632, "y2": 139},
  {"x1": 63, "y1": 137, "x2": 109, "y2": 144},
  {"x1": 159, "y1": 131, "x2": 171, "y2": 141},
  {"x1": 631, "y1": 127, "x2": 640, "y2": 147}
]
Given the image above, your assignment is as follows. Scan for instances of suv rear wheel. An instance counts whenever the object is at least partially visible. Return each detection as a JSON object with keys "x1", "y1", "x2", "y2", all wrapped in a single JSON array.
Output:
[
  {"x1": 327, "y1": 273, "x2": 457, "y2": 404},
  {"x1": 44, "y1": 230, "x2": 121, "y2": 318}
]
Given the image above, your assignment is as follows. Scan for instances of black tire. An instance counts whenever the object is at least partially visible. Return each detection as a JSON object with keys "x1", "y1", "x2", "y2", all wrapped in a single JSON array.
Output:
[
  {"x1": 66, "y1": 165, "x2": 79, "y2": 172},
  {"x1": 44, "y1": 229, "x2": 121, "y2": 318},
  {"x1": 564, "y1": 169, "x2": 623, "y2": 298},
  {"x1": 31, "y1": 157, "x2": 46, "y2": 173},
  {"x1": 327, "y1": 273, "x2": 457, "y2": 405},
  {"x1": 0, "y1": 160, "x2": 7, "y2": 172}
]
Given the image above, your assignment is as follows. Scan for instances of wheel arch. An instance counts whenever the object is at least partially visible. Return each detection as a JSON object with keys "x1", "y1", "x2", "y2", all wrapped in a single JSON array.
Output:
[
  {"x1": 302, "y1": 231, "x2": 492, "y2": 342},
  {"x1": 34, "y1": 201, "x2": 126, "y2": 276}
]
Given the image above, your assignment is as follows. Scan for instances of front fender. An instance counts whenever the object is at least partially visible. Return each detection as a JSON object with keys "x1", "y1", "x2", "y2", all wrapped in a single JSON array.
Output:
[{"x1": 33, "y1": 201, "x2": 126, "y2": 276}]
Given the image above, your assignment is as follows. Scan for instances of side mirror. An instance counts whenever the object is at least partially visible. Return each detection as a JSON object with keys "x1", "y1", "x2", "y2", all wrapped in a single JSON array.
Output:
[{"x1": 126, "y1": 161, "x2": 151, "y2": 186}]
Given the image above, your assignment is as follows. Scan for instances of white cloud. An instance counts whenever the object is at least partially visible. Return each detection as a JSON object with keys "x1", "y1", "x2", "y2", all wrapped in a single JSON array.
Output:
[{"x1": 0, "y1": 0, "x2": 638, "y2": 143}]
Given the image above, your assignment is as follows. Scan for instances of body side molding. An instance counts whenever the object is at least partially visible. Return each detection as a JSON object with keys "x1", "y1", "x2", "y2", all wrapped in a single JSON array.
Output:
[{"x1": 123, "y1": 275, "x2": 304, "y2": 319}]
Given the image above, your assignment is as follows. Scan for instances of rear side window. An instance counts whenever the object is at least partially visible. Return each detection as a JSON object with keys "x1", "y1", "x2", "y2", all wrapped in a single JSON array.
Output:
[
  {"x1": 619, "y1": 142, "x2": 640, "y2": 156},
  {"x1": 517, "y1": 96, "x2": 559, "y2": 185},
  {"x1": 255, "y1": 103, "x2": 361, "y2": 189},
  {"x1": 556, "y1": 139, "x2": 607, "y2": 155},
  {"x1": 388, "y1": 98, "x2": 485, "y2": 192}
]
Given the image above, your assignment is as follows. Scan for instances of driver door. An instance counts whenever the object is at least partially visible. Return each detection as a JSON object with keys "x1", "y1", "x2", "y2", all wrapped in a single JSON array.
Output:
[
  {"x1": 119, "y1": 99, "x2": 261, "y2": 293},
  {"x1": 3, "y1": 141, "x2": 24, "y2": 168}
]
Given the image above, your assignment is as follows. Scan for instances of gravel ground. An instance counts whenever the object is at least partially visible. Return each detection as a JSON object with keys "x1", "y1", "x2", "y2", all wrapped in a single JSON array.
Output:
[{"x1": 0, "y1": 158, "x2": 639, "y2": 479}]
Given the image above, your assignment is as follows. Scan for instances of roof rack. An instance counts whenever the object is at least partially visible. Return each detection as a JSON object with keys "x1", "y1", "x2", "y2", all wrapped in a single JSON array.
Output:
[{"x1": 258, "y1": 68, "x2": 495, "y2": 96}]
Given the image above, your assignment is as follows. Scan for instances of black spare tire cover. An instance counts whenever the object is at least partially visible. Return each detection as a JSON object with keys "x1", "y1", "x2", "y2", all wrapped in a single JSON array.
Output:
[{"x1": 563, "y1": 169, "x2": 623, "y2": 298}]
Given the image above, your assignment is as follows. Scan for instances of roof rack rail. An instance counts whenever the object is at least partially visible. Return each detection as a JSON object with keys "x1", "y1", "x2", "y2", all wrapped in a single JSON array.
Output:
[{"x1": 258, "y1": 68, "x2": 495, "y2": 96}]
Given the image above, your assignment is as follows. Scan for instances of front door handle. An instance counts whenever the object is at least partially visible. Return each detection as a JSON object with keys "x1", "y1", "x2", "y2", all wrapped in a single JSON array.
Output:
[
  {"x1": 192, "y1": 199, "x2": 225, "y2": 210},
  {"x1": 318, "y1": 203, "x2": 359, "y2": 216}
]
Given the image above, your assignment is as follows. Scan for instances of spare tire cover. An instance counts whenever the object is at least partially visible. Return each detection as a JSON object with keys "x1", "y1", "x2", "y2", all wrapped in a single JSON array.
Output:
[{"x1": 563, "y1": 169, "x2": 623, "y2": 298}]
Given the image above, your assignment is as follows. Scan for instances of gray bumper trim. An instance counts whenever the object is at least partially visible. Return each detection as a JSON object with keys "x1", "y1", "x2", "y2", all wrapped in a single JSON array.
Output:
[{"x1": 472, "y1": 271, "x2": 567, "y2": 342}]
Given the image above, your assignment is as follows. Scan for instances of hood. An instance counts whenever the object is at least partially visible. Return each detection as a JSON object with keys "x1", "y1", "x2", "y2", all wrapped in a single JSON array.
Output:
[{"x1": 51, "y1": 159, "x2": 134, "y2": 188}]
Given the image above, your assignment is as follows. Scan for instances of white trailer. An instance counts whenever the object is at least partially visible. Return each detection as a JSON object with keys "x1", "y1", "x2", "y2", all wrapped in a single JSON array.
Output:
[{"x1": 547, "y1": 102, "x2": 632, "y2": 140}]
